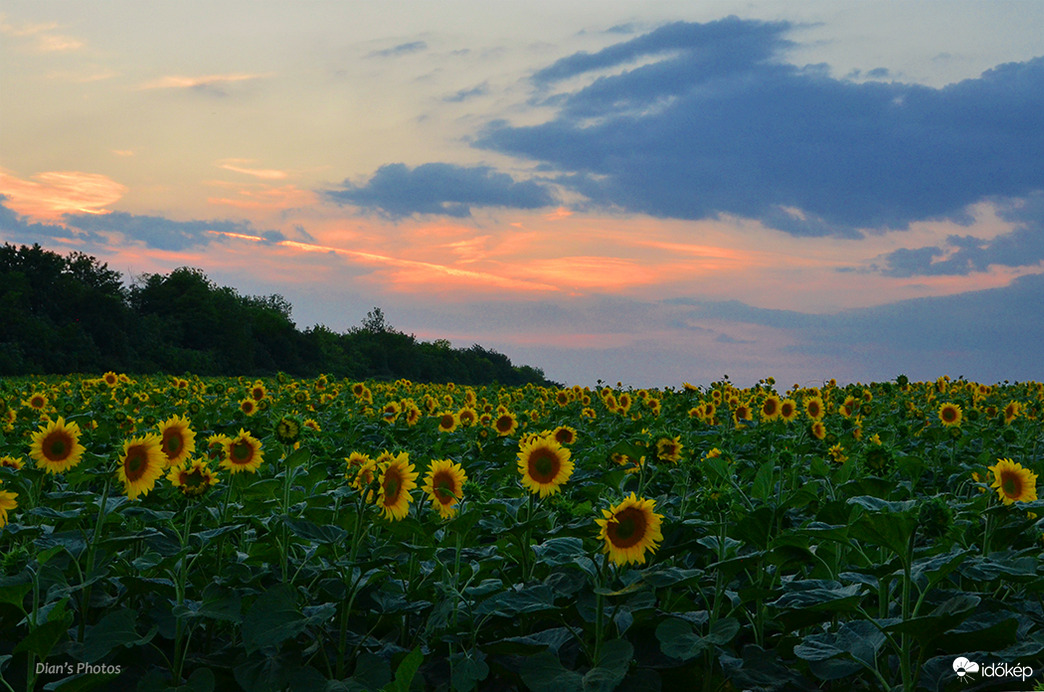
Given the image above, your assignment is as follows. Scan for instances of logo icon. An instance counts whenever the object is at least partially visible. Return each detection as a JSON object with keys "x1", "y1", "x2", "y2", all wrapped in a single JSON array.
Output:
[{"x1": 953, "y1": 657, "x2": 979, "y2": 682}]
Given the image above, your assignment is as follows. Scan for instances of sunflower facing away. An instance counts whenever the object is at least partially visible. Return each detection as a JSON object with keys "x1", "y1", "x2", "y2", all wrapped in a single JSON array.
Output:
[
  {"x1": 377, "y1": 452, "x2": 418, "y2": 521},
  {"x1": 221, "y1": 430, "x2": 264, "y2": 474},
  {"x1": 166, "y1": 459, "x2": 220, "y2": 497},
  {"x1": 422, "y1": 458, "x2": 467, "y2": 519},
  {"x1": 595, "y1": 493, "x2": 664, "y2": 566},
  {"x1": 988, "y1": 458, "x2": 1038, "y2": 505},
  {"x1": 517, "y1": 435, "x2": 573, "y2": 498},
  {"x1": 29, "y1": 417, "x2": 86, "y2": 474},
  {"x1": 156, "y1": 414, "x2": 196, "y2": 468},
  {"x1": 117, "y1": 433, "x2": 166, "y2": 500}
]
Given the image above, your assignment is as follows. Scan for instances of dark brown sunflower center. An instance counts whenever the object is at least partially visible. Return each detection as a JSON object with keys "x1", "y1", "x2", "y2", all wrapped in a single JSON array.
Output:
[
  {"x1": 1001, "y1": 473, "x2": 1022, "y2": 497},
  {"x1": 165, "y1": 433, "x2": 182, "y2": 454},
  {"x1": 441, "y1": 415, "x2": 454, "y2": 428},
  {"x1": 125, "y1": 448, "x2": 147, "y2": 480},
  {"x1": 942, "y1": 408, "x2": 957, "y2": 422},
  {"x1": 496, "y1": 416, "x2": 513, "y2": 432},
  {"x1": 45, "y1": 433, "x2": 72, "y2": 461},
  {"x1": 607, "y1": 507, "x2": 647, "y2": 549},
  {"x1": 383, "y1": 471, "x2": 402, "y2": 503},
  {"x1": 433, "y1": 473, "x2": 455, "y2": 502},
  {"x1": 528, "y1": 449, "x2": 560, "y2": 483},
  {"x1": 231, "y1": 441, "x2": 252, "y2": 463}
]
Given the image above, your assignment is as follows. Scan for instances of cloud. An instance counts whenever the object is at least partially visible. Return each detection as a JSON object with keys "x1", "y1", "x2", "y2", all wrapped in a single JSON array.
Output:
[
  {"x1": 875, "y1": 192, "x2": 1044, "y2": 276},
  {"x1": 0, "y1": 169, "x2": 127, "y2": 220},
  {"x1": 63, "y1": 210, "x2": 285, "y2": 252},
  {"x1": 0, "y1": 196, "x2": 106, "y2": 246},
  {"x1": 138, "y1": 73, "x2": 273, "y2": 94},
  {"x1": 474, "y1": 17, "x2": 1044, "y2": 236},
  {"x1": 444, "y1": 83, "x2": 488, "y2": 102},
  {"x1": 367, "y1": 41, "x2": 427, "y2": 59},
  {"x1": 669, "y1": 271, "x2": 1044, "y2": 381},
  {"x1": 217, "y1": 160, "x2": 289, "y2": 180},
  {"x1": 0, "y1": 16, "x2": 82, "y2": 52},
  {"x1": 325, "y1": 163, "x2": 555, "y2": 218}
]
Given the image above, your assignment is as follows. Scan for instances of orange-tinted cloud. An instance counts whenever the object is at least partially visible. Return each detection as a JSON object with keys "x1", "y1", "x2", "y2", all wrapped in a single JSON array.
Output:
[
  {"x1": 216, "y1": 160, "x2": 289, "y2": 180},
  {"x1": 0, "y1": 169, "x2": 127, "y2": 221},
  {"x1": 0, "y1": 17, "x2": 83, "y2": 52},
  {"x1": 207, "y1": 184, "x2": 317, "y2": 212},
  {"x1": 138, "y1": 73, "x2": 273, "y2": 90}
]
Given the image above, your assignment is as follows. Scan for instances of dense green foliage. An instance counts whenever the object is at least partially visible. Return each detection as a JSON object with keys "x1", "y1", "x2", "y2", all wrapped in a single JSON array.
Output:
[{"x1": 0, "y1": 243, "x2": 549, "y2": 385}]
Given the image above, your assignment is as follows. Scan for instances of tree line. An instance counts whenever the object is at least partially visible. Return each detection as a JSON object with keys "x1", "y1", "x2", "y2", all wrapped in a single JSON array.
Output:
[{"x1": 0, "y1": 243, "x2": 552, "y2": 385}]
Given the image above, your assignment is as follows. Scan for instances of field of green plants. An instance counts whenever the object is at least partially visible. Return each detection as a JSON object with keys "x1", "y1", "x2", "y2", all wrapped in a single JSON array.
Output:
[{"x1": 0, "y1": 373, "x2": 1042, "y2": 691}]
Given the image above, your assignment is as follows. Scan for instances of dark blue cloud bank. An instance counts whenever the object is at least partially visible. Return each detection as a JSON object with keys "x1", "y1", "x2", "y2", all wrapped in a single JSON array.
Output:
[
  {"x1": 0, "y1": 198, "x2": 284, "y2": 252},
  {"x1": 475, "y1": 16, "x2": 1044, "y2": 237},
  {"x1": 325, "y1": 163, "x2": 555, "y2": 218},
  {"x1": 667, "y1": 271, "x2": 1044, "y2": 383}
]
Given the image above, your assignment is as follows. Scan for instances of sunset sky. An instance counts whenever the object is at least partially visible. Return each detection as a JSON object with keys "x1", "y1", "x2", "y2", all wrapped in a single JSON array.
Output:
[{"x1": 2, "y1": 1, "x2": 1042, "y2": 387}]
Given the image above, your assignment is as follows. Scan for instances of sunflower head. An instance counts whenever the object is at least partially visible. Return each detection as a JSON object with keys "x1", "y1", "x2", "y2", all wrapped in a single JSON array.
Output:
[
  {"x1": 655, "y1": 436, "x2": 683, "y2": 464},
  {"x1": 0, "y1": 484, "x2": 17, "y2": 529},
  {"x1": 166, "y1": 459, "x2": 220, "y2": 497},
  {"x1": 595, "y1": 493, "x2": 664, "y2": 566},
  {"x1": 436, "y1": 411, "x2": 459, "y2": 434},
  {"x1": 118, "y1": 433, "x2": 166, "y2": 500},
  {"x1": 517, "y1": 436, "x2": 573, "y2": 498},
  {"x1": 29, "y1": 417, "x2": 86, "y2": 475},
  {"x1": 422, "y1": 458, "x2": 467, "y2": 519},
  {"x1": 274, "y1": 415, "x2": 302, "y2": 445},
  {"x1": 493, "y1": 412, "x2": 518, "y2": 437},
  {"x1": 988, "y1": 458, "x2": 1038, "y2": 505},
  {"x1": 938, "y1": 403, "x2": 962, "y2": 428},
  {"x1": 220, "y1": 430, "x2": 264, "y2": 474},
  {"x1": 377, "y1": 453, "x2": 418, "y2": 521},
  {"x1": 156, "y1": 414, "x2": 196, "y2": 468}
]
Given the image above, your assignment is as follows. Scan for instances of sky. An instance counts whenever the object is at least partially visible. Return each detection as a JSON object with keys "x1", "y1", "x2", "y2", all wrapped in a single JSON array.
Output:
[{"x1": 1, "y1": 1, "x2": 1043, "y2": 388}]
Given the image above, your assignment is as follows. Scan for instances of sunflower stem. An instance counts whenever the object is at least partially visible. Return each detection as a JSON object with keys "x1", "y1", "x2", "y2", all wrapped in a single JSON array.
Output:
[
  {"x1": 172, "y1": 501, "x2": 196, "y2": 685},
  {"x1": 78, "y1": 475, "x2": 111, "y2": 642}
]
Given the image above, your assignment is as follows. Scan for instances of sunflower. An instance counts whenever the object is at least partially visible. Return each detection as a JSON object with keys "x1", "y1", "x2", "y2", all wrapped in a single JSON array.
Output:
[
  {"x1": 156, "y1": 414, "x2": 196, "y2": 468},
  {"x1": 403, "y1": 403, "x2": 422, "y2": 427},
  {"x1": 655, "y1": 436, "x2": 683, "y2": 464},
  {"x1": 29, "y1": 417, "x2": 86, "y2": 474},
  {"x1": 250, "y1": 382, "x2": 267, "y2": 401},
  {"x1": 117, "y1": 433, "x2": 166, "y2": 500},
  {"x1": 239, "y1": 398, "x2": 257, "y2": 416},
  {"x1": 381, "y1": 401, "x2": 401, "y2": 424},
  {"x1": 938, "y1": 403, "x2": 962, "y2": 427},
  {"x1": 166, "y1": 459, "x2": 220, "y2": 497},
  {"x1": 303, "y1": 418, "x2": 320, "y2": 432},
  {"x1": 595, "y1": 493, "x2": 664, "y2": 566},
  {"x1": 377, "y1": 453, "x2": 418, "y2": 521},
  {"x1": 457, "y1": 407, "x2": 478, "y2": 427},
  {"x1": 733, "y1": 403, "x2": 753, "y2": 427},
  {"x1": 25, "y1": 393, "x2": 48, "y2": 412},
  {"x1": 422, "y1": 459, "x2": 467, "y2": 519},
  {"x1": 1003, "y1": 401, "x2": 1020, "y2": 425},
  {"x1": 0, "y1": 455, "x2": 24, "y2": 470},
  {"x1": 493, "y1": 412, "x2": 518, "y2": 437},
  {"x1": 760, "y1": 395, "x2": 782, "y2": 422},
  {"x1": 552, "y1": 426, "x2": 577, "y2": 446},
  {"x1": 436, "y1": 411, "x2": 459, "y2": 434},
  {"x1": 347, "y1": 453, "x2": 378, "y2": 502},
  {"x1": 804, "y1": 396, "x2": 825, "y2": 421},
  {"x1": 205, "y1": 434, "x2": 232, "y2": 462},
  {"x1": 102, "y1": 371, "x2": 120, "y2": 387},
  {"x1": 0, "y1": 484, "x2": 16, "y2": 529},
  {"x1": 221, "y1": 430, "x2": 264, "y2": 474},
  {"x1": 517, "y1": 436, "x2": 573, "y2": 498},
  {"x1": 779, "y1": 399, "x2": 799, "y2": 423},
  {"x1": 988, "y1": 458, "x2": 1038, "y2": 505},
  {"x1": 811, "y1": 421, "x2": 827, "y2": 440},
  {"x1": 274, "y1": 415, "x2": 302, "y2": 445}
]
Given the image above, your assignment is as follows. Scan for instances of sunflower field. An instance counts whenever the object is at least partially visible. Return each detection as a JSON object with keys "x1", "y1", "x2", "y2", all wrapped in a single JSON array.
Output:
[{"x1": 1, "y1": 373, "x2": 1043, "y2": 691}]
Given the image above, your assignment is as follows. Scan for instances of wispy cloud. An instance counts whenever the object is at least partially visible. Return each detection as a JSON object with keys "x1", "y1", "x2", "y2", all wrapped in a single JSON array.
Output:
[
  {"x1": 216, "y1": 159, "x2": 289, "y2": 180},
  {"x1": 0, "y1": 16, "x2": 83, "y2": 52},
  {"x1": 139, "y1": 72, "x2": 273, "y2": 91},
  {"x1": 0, "y1": 169, "x2": 127, "y2": 220},
  {"x1": 367, "y1": 41, "x2": 427, "y2": 59}
]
